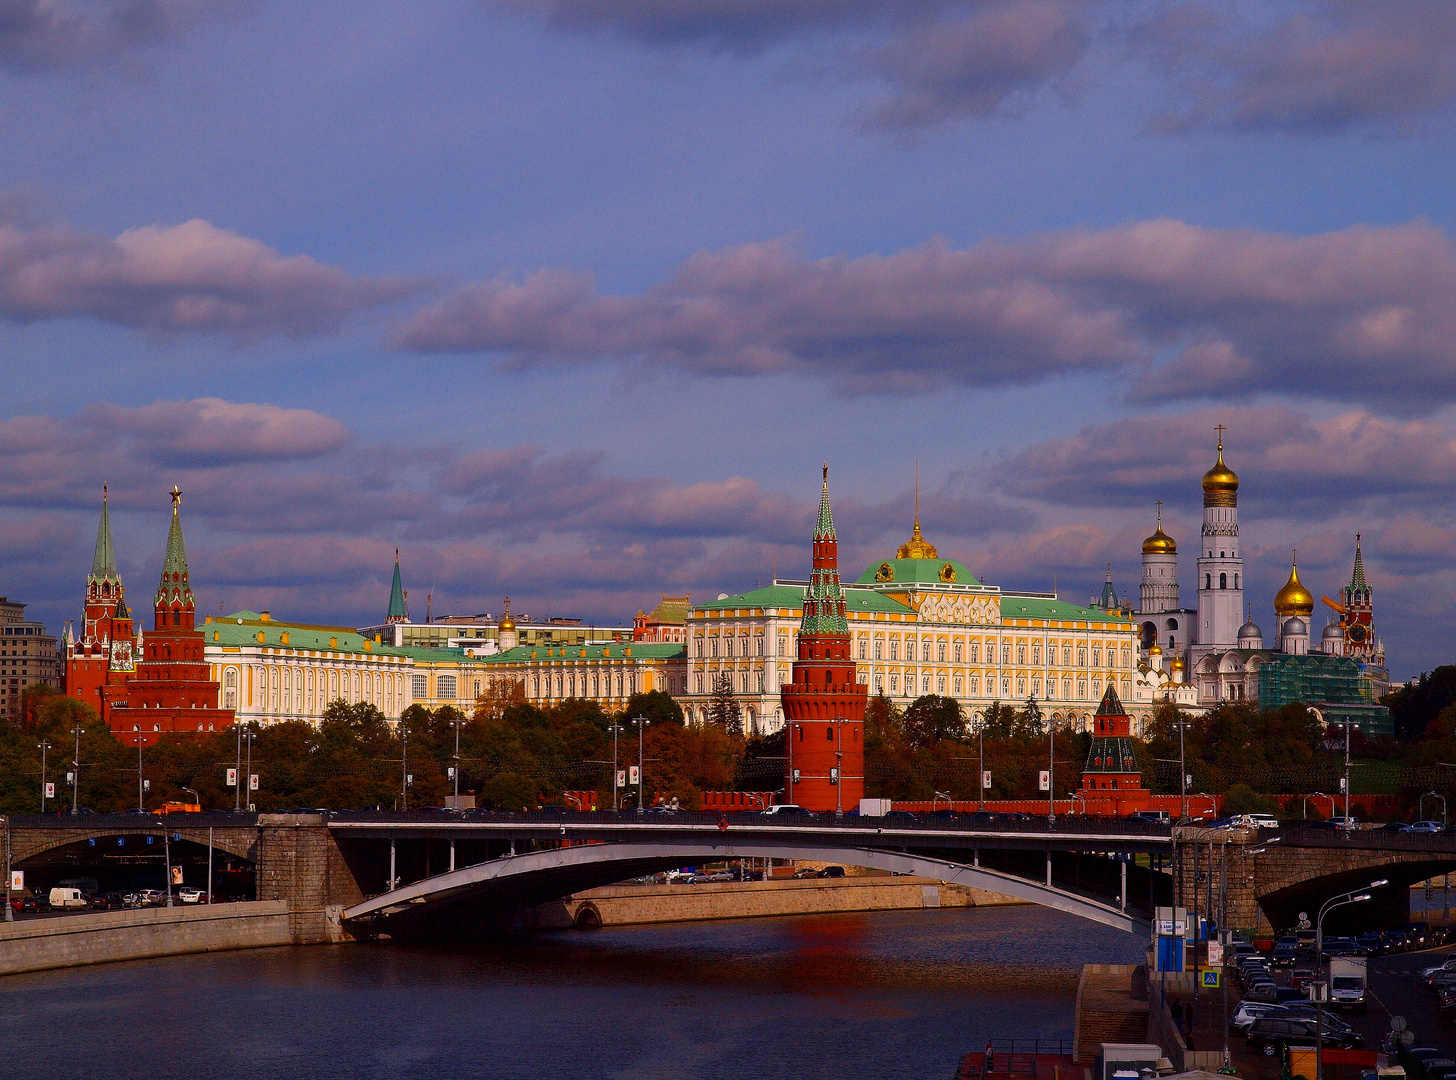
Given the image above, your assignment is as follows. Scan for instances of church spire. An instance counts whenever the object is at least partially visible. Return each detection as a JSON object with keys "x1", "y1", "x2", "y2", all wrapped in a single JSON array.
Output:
[
  {"x1": 90, "y1": 484, "x2": 119, "y2": 583},
  {"x1": 387, "y1": 549, "x2": 408, "y2": 623}
]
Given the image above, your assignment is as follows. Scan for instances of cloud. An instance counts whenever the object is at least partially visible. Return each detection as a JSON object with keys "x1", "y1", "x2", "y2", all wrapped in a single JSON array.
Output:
[
  {"x1": 0, "y1": 209, "x2": 422, "y2": 339},
  {"x1": 861, "y1": 1, "x2": 1089, "y2": 129},
  {"x1": 0, "y1": 0, "x2": 245, "y2": 74},
  {"x1": 397, "y1": 218, "x2": 1456, "y2": 410},
  {"x1": 1135, "y1": 0, "x2": 1456, "y2": 135},
  {"x1": 84, "y1": 398, "x2": 348, "y2": 465},
  {"x1": 999, "y1": 405, "x2": 1456, "y2": 515}
]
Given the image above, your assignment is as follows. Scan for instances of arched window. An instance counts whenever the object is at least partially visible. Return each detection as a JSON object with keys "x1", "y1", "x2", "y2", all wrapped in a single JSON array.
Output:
[
  {"x1": 859, "y1": 639, "x2": 867, "y2": 659},
  {"x1": 1205, "y1": 573, "x2": 1212, "y2": 589},
  {"x1": 954, "y1": 642, "x2": 962, "y2": 663},
  {"x1": 1219, "y1": 572, "x2": 1227, "y2": 589},
  {"x1": 937, "y1": 642, "x2": 946, "y2": 662},
  {"x1": 1234, "y1": 574, "x2": 1240, "y2": 589}
]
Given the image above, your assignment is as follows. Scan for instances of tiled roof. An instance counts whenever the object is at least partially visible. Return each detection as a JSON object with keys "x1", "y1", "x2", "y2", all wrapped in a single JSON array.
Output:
[
  {"x1": 696, "y1": 584, "x2": 912, "y2": 614},
  {"x1": 853, "y1": 556, "x2": 982, "y2": 587},
  {"x1": 999, "y1": 596, "x2": 1133, "y2": 623}
]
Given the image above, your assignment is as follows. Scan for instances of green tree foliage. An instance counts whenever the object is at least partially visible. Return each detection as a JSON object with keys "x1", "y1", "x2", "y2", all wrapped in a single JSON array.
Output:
[
  {"x1": 1221, "y1": 783, "x2": 1280, "y2": 816},
  {"x1": 707, "y1": 672, "x2": 741, "y2": 735},
  {"x1": 623, "y1": 689, "x2": 684, "y2": 727},
  {"x1": 1387, "y1": 666, "x2": 1456, "y2": 742},
  {"x1": 902, "y1": 695, "x2": 964, "y2": 748}
]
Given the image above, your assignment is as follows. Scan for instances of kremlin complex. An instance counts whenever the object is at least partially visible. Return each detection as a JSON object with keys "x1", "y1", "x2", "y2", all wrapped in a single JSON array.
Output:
[{"x1": 44, "y1": 433, "x2": 1391, "y2": 787}]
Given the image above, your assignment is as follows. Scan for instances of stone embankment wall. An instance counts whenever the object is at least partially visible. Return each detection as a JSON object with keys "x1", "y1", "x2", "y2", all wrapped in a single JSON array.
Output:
[
  {"x1": 521, "y1": 876, "x2": 1025, "y2": 929},
  {"x1": 0, "y1": 901, "x2": 293, "y2": 978}
]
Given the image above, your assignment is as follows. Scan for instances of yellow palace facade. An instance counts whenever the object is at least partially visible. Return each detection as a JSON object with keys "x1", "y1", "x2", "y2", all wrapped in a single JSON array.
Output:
[{"x1": 683, "y1": 520, "x2": 1139, "y2": 735}]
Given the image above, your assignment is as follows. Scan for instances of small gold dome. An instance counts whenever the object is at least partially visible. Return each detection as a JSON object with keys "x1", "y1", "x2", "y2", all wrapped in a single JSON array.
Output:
[
  {"x1": 1143, "y1": 504, "x2": 1177, "y2": 554},
  {"x1": 498, "y1": 597, "x2": 516, "y2": 632},
  {"x1": 1149, "y1": 643, "x2": 1163, "y2": 655},
  {"x1": 1274, "y1": 558, "x2": 1315, "y2": 617},
  {"x1": 1170, "y1": 656, "x2": 1184, "y2": 669},
  {"x1": 1203, "y1": 439, "x2": 1239, "y2": 508},
  {"x1": 896, "y1": 518, "x2": 939, "y2": 560}
]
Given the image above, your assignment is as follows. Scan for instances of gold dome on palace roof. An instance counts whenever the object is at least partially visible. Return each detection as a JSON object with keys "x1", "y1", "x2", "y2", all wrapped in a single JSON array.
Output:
[
  {"x1": 1142, "y1": 502, "x2": 1177, "y2": 554},
  {"x1": 1203, "y1": 433, "x2": 1239, "y2": 508},
  {"x1": 896, "y1": 518, "x2": 939, "y2": 560},
  {"x1": 1274, "y1": 556, "x2": 1315, "y2": 617},
  {"x1": 497, "y1": 597, "x2": 516, "y2": 632}
]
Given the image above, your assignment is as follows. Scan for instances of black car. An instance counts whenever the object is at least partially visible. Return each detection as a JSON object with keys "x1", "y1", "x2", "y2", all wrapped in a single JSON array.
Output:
[
  {"x1": 817, "y1": 866, "x2": 846, "y2": 878},
  {"x1": 880, "y1": 810, "x2": 920, "y2": 825},
  {"x1": 1246, "y1": 1018, "x2": 1363, "y2": 1056},
  {"x1": 1271, "y1": 944, "x2": 1298, "y2": 967}
]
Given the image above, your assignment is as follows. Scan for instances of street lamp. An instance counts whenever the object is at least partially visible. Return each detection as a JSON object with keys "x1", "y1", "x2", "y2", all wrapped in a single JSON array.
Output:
[
  {"x1": 400, "y1": 722, "x2": 409, "y2": 811},
  {"x1": 631, "y1": 716, "x2": 649, "y2": 814},
  {"x1": 608, "y1": 721, "x2": 623, "y2": 811},
  {"x1": 37, "y1": 740, "x2": 51, "y2": 812},
  {"x1": 1421, "y1": 791, "x2": 1448, "y2": 827},
  {"x1": 1314, "y1": 880, "x2": 1388, "y2": 1080},
  {"x1": 788, "y1": 722, "x2": 801, "y2": 806},
  {"x1": 136, "y1": 736, "x2": 148, "y2": 812},
  {"x1": 1219, "y1": 838, "x2": 1278, "y2": 1069},
  {"x1": 448, "y1": 716, "x2": 467, "y2": 805},
  {"x1": 1174, "y1": 718, "x2": 1192, "y2": 822},
  {"x1": 70, "y1": 724, "x2": 83, "y2": 815}
]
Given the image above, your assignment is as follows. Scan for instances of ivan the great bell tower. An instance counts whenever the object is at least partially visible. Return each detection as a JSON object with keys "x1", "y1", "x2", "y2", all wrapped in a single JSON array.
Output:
[{"x1": 780, "y1": 467, "x2": 866, "y2": 813}]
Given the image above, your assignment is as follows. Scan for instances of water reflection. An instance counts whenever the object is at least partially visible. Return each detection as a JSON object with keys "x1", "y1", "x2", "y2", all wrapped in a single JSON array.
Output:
[{"x1": 0, "y1": 905, "x2": 1143, "y2": 1080}]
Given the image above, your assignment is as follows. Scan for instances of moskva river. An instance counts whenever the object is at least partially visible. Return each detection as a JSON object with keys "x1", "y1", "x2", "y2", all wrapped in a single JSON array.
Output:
[{"x1": 0, "y1": 905, "x2": 1143, "y2": 1080}]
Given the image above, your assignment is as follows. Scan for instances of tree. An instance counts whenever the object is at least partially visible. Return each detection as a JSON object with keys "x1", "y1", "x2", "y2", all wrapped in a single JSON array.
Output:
[
  {"x1": 903, "y1": 695, "x2": 964, "y2": 748},
  {"x1": 623, "y1": 689, "x2": 683, "y2": 727},
  {"x1": 474, "y1": 676, "x2": 525, "y2": 725},
  {"x1": 707, "y1": 671, "x2": 741, "y2": 735}
]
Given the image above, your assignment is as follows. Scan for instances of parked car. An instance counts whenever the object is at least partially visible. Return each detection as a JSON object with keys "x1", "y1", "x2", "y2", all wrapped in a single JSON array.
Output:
[
  {"x1": 1128, "y1": 811, "x2": 1171, "y2": 825},
  {"x1": 880, "y1": 810, "x2": 920, "y2": 825},
  {"x1": 817, "y1": 866, "x2": 846, "y2": 878},
  {"x1": 1271, "y1": 943, "x2": 1298, "y2": 967},
  {"x1": 791, "y1": 867, "x2": 820, "y2": 879},
  {"x1": 1356, "y1": 932, "x2": 1385, "y2": 956},
  {"x1": 760, "y1": 804, "x2": 813, "y2": 818},
  {"x1": 1249, "y1": 814, "x2": 1281, "y2": 829},
  {"x1": 1290, "y1": 968, "x2": 1317, "y2": 990},
  {"x1": 1246, "y1": 1018, "x2": 1363, "y2": 1056},
  {"x1": 48, "y1": 887, "x2": 87, "y2": 910},
  {"x1": 1331, "y1": 816, "x2": 1361, "y2": 830},
  {"x1": 177, "y1": 887, "x2": 204, "y2": 903},
  {"x1": 90, "y1": 892, "x2": 127, "y2": 910},
  {"x1": 1403, "y1": 821, "x2": 1446, "y2": 834}
]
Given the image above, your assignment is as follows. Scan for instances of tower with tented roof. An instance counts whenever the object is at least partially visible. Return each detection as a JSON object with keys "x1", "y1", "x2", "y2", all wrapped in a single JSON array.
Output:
[
  {"x1": 66, "y1": 485, "x2": 138, "y2": 718},
  {"x1": 780, "y1": 466, "x2": 866, "y2": 812}
]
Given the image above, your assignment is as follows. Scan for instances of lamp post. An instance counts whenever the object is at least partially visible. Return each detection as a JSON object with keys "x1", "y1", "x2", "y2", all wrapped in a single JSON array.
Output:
[
  {"x1": 243, "y1": 730, "x2": 256, "y2": 812},
  {"x1": 1219, "y1": 838, "x2": 1277, "y2": 1068},
  {"x1": 631, "y1": 716, "x2": 649, "y2": 813},
  {"x1": 3, "y1": 814, "x2": 12, "y2": 923},
  {"x1": 136, "y1": 736, "x2": 147, "y2": 812},
  {"x1": 1315, "y1": 880, "x2": 1388, "y2": 1080},
  {"x1": 978, "y1": 714, "x2": 986, "y2": 810},
  {"x1": 162, "y1": 822, "x2": 175, "y2": 908},
  {"x1": 1421, "y1": 791, "x2": 1448, "y2": 827},
  {"x1": 449, "y1": 717, "x2": 466, "y2": 804},
  {"x1": 608, "y1": 721, "x2": 623, "y2": 810},
  {"x1": 1343, "y1": 716, "x2": 1353, "y2": 825},
  {"x1": 788, "y1": 722, "x2": 800, "y2": 805},
  {"x1": 234, "y1": 723, "x2": 243, "y2": 812},
  {"x1": 70, "y1": 724, "x2": 83, "y2": 814},
  {"x1": 1175, "y1": 718, "x2": 1191, "y2": 822},
  {"x1": 400, "y1": 722, "x2": 409, "y2": 811},
  {"x1": 834, "y1": 715, "x2": 844, "y2": 818},
  {"x1": 38, "y1": 740, "x2": 51, "y2": 812}
]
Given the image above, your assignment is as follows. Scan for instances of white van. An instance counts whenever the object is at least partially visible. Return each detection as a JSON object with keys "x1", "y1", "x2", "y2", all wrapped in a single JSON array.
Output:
[{"x1": 48, "y1": 887, "x2": 87, "y2": 910}]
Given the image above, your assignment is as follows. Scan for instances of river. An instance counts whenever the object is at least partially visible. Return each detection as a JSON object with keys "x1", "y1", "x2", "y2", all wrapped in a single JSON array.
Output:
[{"x1": 0, "y1": 905, "x2": 1143, "y2": 1080}]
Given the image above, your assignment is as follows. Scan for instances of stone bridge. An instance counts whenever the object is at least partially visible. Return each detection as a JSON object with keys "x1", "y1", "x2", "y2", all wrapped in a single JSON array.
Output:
[{"x1": 1172, "y1": 825, "x2": 1456, "y2": 938}]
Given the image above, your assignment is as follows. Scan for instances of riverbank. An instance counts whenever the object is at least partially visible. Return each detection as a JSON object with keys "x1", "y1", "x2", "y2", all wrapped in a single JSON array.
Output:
[
  {"x1": 522, "y1": 874, "x2": 1027, "y2": 928},
  {"x1": 0, "y1": 901, "x2": 295, "y2": 977}
]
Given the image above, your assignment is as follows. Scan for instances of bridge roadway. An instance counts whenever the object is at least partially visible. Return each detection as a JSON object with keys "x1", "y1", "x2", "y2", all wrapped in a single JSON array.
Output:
[{"x1": 331, "y1": 811, "x2": 1174, "y2": 938}]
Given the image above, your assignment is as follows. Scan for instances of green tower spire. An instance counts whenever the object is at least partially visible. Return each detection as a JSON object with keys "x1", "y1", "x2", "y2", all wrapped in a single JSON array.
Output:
[
  {"x1": 800, "y1": 465, "x2": 848, "y2": 636},
  {"x1": 89, "y1": 484, "x2": 119, "y2": 584},
  {"x1": 387, "y1": 549, "x2": 408, "y2": 623},
  {"x1": 154, "y1": 485, "x2": 195, "y2": 609},
  {"x1": 1349, "y1": 533, "x2": 1367, "y2": 590}
]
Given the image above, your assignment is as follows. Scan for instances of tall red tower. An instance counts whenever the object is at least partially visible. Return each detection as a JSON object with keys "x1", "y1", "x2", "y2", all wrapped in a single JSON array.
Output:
[
  {"x1": 1076, "y1": 686, "x2": 1152, "y2": 815},
  {"x1": 115, "y1": 487, "x2": 233, "y2": 746},
  {"x1": 65, "y1": 485, "x2": 137, "y2": 721},
  {"x1": 781, "y1": 466, "x2": 866, "y2": 813}
]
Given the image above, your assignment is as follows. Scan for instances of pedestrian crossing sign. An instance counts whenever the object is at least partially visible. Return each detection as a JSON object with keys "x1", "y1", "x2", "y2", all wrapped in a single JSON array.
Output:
[{"x1": 1202, "y1": 970, "x2": 1221, "y2": 988}]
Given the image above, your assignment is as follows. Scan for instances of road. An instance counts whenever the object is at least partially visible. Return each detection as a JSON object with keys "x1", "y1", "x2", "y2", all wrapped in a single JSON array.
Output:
[{"x1": 1350, "y1": 945, "x2": 1456, "y2": 1058}]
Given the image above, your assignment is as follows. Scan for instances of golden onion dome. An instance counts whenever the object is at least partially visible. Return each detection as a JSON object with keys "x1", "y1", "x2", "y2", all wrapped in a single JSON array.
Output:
[
  {"x1": 1170, "y1": 656, "x2": 1185, "y2": 669},
  {"x1": 1149, "y1": 642, "x2": 1163, "y2": 655},
  {"x1": 1203, "y1": 438, "x2": 1239, "y2": 508},
  {"x1": 498, "y1": 597, "x2": 517, "y2": 632},
  {"x1": 1142, "y1": 504, "x2": 1176, "y2": 555},
  {"x1": 1274, "y1": 558, "x2": 1315, "y2": 617}
]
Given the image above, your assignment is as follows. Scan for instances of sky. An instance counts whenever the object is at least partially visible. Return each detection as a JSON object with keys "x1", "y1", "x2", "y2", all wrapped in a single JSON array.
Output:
[{"x1": 2, "y1": 0, "x2": 1454, "y2": 679}]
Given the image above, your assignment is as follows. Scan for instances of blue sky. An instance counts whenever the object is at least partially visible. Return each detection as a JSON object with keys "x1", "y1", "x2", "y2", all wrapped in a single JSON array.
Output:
[{"x1": 2, "y1": 0, "x2": 1454, "y2": 678}]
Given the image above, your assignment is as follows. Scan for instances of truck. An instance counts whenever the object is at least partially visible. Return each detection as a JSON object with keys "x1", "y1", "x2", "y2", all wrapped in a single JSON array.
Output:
[{"x1": 1329, "y1": 956, "x2": 1368, "y2": 1012}]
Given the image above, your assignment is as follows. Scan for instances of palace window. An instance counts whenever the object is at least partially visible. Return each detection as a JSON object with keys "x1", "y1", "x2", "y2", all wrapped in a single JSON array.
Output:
[
  {"x1": 711, "y1": 638, "x2": 718, "y2": 657},
  {"x1": 1062, "y1": 647, "x2": 1071, "y2": 666},
  {"x1": 1001, "y1": 678, "x2": 1010, "y2": 696},
  {"x1": 439, "y1": 674, "x2": 458, "y2": 699},
  {"x1": 756, "y1": 636, "x2": 764, "y2": 656},
  {"x1": 1016, "y1": 678, "x2": 1026, "y2": 696},
  {"x1": 758, "y1": 672, "x2": 765, "y2": 693},
  {"x1": 953, "y1": 642, "x2": 962, "y2": 663},
  {"x1": 937, "y1": 642, "x2": 946, "y2": 662},
  {"x1": 696, "y1": 674, "x2": 703, "y2": 694},
  {"x1": 937, "y1": 676, "x2": 946, "y2": 695},
  {"x1": 969, "y1": 644, "x2": 979, "y2": 663},
  {"x1": 1092, "y1": 649, "x2": 1101, "y2": 667},
  {"x1": 778, "y1": 636, "x2": 787, "y2": 656},
  {"x1": 1001, "y1": 644, "x2": 1010, "y2": 665},
  {"x1": 922, "y1": 641, "x2": 931, "y2": 662},
  {"x1": 953, "y1": 676, "x2": 962, "y2": 696},
  {"x1": 1077, "y1": 648, "x2": 1086, "y2": 666},
  {"x1": 725, "y1": 638, "x2": 733, "y2": 657},
  {"x1": 874, "y1": 639, "x2": 882, "y2": 660},
  {"x1": 890, "y1": 674, "x2": 899, "y2": 694},
  {"x1": 1017, "y1": 645, "x2": 1026, "y2": 665},
  {"x1": 859, "y1": 639, "x2": 867, "y2": 660},
  {"x1": 922, "y1": 676, "x2": 931, "y2": 695},
  {"x1": 889, "y1": 639, "x2": 899, "y2": 661}
]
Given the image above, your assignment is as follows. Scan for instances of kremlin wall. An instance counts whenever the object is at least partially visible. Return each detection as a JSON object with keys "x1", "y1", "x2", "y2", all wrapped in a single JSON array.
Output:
[{"x1": 42, "y1": 434, "x2": 1390, "y2": 807}]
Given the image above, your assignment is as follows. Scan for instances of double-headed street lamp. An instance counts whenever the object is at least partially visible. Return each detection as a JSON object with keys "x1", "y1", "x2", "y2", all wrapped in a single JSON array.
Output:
[
  {"x1": 631, "y1": 716, "x2": 649, "y2": 813},
  {"x1": 1315, "y1": 879, "x2": 1389, "y2": 1080},
  {"x1": 1421, "y1": 791, "x2": 1448, "y2": 827}
]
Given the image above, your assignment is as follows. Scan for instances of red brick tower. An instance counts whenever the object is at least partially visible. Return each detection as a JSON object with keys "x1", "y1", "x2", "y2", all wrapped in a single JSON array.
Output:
[
  {"x1": 116, "y1": 487, "x2": 233, "y2": 746},
  {"x1": 1076, "y1": 685, "x2": 1151, "y2": 815},
  {"x1": 781, "y1": 466, "x2": 866, "y2": 813},
  {"x1": 65, "y1": 485, "x2": 137, "y2": 721}
]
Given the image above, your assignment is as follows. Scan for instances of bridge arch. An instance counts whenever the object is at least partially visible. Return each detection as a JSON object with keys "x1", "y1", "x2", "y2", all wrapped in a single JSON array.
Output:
[
  {"x1": 10, "y1": 826, "x2": 256, "y2": 867},
  {"x1": 343, "y1": 838, "x2": 1147, "y2": 939}
]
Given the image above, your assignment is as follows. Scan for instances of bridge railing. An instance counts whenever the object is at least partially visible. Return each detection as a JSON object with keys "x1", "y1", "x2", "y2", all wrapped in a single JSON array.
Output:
[{"x1": 6, "y1": 811, "x2": 261, "y2": 828}]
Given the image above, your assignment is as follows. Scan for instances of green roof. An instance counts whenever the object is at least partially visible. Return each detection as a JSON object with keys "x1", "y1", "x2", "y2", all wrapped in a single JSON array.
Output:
[
  {"x1": 387, "y1": 552, "x2": 407, "y2": 620},
  {"x1": 697, "y1": 584, "x2": 912, "y2": 615},
  {"x1": 204, "y1": 612, "x2": 414, "y2": 656},
  {"x1": 155, "y1": 501, "x2": 195, "y2": 608},
  {"x1": 999, "y1": 596, "x2": 1133, "y2": 623},
  {"x1": 645, "y1": 595, "x2": 691, "y2": 624},
  {"x1": 478, "y1": 642, "x2": 686, "y2": 663},
  {"x1": 854, "y1": 557, "x2": 982, "y2": 587}
]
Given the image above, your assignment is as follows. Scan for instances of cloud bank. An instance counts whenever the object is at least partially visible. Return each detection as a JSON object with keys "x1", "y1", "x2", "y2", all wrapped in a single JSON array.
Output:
[
  {"x1": 0, "y1": 0, "x2": 246, "y2": 73},
  {"x1": 398, "y1": 219, "x2": 1456, "y2": 410},
  {"x1": 0, "y1": 209, "x2": 421, "y2": 339}
]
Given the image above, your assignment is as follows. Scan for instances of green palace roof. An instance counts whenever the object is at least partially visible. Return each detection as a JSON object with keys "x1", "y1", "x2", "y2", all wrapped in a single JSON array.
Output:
[
  {"x1": 999, "y1": 596, "x2": 1133, "y2": 623},
  {"x1": 478, "y1": 642, "x2": 687, "y2": 663},
  {"x1": 696, "y1": 584, "x2": 913, "y2": 615},
  {"x1": 855, "y1": 556, "x2": 982, "y2": 587},
  {"x1": 204, "y1": 611, "x2": 416, "y2": 657}
]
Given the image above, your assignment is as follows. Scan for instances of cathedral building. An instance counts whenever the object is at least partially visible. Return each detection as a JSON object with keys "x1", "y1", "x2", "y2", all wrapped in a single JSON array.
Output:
[{"x1": 1135, "y1": 432, "x2": 1391, "y2": 735}]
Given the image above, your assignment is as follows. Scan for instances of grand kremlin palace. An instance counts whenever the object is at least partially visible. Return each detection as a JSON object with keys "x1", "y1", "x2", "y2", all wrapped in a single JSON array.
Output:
[{"x1": 680, "y1": 519, "x2": 1142, "y2": 734}]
